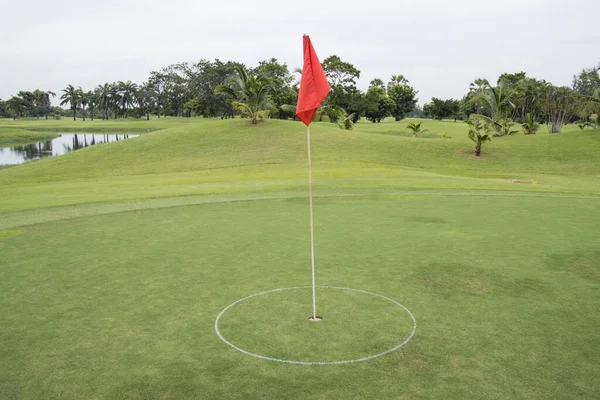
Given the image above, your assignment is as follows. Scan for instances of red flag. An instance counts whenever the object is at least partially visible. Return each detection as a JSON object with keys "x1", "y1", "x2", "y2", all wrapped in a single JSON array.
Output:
[{"x1": 296, "y1": 35, "x2": 331, "y2": 126}]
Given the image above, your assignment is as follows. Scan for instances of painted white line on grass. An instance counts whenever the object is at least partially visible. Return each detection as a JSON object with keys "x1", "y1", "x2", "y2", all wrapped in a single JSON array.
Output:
[{"x1": 214, "y1": 286, "x2": 417, "y2": 365}]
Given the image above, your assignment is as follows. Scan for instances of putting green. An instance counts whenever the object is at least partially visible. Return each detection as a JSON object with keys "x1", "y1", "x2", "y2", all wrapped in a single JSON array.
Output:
[
  {"x1": 2, "y1": 193, "x2": 599, "y2": 399},
  {"x1": 215, "y1": 286, "x2": 416, "y2": 364}
]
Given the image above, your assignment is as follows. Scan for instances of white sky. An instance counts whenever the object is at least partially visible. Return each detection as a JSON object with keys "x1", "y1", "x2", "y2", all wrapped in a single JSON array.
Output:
[{"x1": 1, "y1": 0, "x2": 598, "y2": 106}]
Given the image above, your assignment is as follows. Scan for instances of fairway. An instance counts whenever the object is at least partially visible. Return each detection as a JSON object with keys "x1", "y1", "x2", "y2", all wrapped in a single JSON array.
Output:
[{"x1": 1, "y1": 118, "x2": 599, "y2": 399}]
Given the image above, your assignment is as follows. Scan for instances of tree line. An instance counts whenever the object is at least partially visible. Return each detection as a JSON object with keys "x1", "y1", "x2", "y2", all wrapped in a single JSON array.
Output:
[
  {"x1": 423, "y1": 68, "x2": 600, "y2": 134},
  {"x1": 1, "y1": 56, "x2": 598, "y2": 134}
]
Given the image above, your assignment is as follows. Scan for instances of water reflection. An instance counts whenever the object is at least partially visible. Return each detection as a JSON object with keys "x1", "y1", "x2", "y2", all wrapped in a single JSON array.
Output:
[{"x1": 0, "y1": 133, "x2": 139, "y2": 165}]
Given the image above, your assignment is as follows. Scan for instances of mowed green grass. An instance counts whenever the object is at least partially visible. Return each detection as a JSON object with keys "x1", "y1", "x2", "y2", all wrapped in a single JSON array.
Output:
[{"x1": 0, "y1": 117, "x2": 599, "y2": 399}]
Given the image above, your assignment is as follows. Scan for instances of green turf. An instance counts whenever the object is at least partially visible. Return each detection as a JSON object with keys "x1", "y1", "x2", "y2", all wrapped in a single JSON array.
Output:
[
  {"x1": 0, "y1": 125, "x2": 58, "y2": 147},
  {"x1": 1, "y1": 117, "x2": 599, "y2": 399}
]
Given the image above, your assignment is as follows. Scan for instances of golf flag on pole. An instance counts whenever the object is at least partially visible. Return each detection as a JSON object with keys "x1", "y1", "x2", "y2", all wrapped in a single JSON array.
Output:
[{"x1": 296, "y1": 35, "x2": 330, "y2": 126}]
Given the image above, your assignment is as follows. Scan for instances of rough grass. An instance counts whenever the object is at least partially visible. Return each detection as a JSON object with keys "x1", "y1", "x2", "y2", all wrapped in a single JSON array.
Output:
[{"x1": 1, "y1": 117, "x2": 599, "y2": 399}]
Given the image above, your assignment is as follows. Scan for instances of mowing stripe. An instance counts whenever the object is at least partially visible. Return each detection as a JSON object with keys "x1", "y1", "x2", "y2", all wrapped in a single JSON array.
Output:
[{"x1": 2, "y1": 190, "x2": 600, "y2": 229}]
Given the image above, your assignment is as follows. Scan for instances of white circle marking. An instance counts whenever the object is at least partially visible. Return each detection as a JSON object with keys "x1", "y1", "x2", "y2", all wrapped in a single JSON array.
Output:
[{"x1": 214, "y1": 286, "x2": 417, "y2": 365}]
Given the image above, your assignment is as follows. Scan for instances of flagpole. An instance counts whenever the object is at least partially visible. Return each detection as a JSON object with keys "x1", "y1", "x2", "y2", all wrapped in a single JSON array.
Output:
[{"x1": 307, "y1": 125, "x2": 317, "y2": 320}]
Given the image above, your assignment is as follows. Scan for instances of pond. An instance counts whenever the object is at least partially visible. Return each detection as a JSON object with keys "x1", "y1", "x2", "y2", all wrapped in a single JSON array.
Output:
[{"x1": 0, "y1": 133, "x2": 139, "y2": 165}]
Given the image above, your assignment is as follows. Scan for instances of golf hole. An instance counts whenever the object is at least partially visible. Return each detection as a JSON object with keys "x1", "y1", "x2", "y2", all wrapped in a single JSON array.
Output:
[{"x1": 214, "y1": 286, "x2": 416, "y2": 365}]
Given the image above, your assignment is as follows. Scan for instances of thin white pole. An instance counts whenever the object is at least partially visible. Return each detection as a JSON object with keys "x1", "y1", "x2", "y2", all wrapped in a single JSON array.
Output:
[{"x1": 307, "y1": 125, "x2": 317, "y2": 319}]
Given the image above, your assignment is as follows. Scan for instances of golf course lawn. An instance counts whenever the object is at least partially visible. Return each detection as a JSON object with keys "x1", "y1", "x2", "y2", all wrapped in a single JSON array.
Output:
[{"x1": 1, "y1": 117, "x2": 599, "y2": 399}]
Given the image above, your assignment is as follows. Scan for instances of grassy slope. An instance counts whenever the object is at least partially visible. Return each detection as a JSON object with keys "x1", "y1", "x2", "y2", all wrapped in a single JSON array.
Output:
[
  {"x1": 0, "y1": 117, "x2": 599, "y2": 399},
  {"x1": 1, "y1": 118, "x2": 599, "y2": 216},
  {"x1": 0, "y1": 126, "x2": 57, "y2": 147}
]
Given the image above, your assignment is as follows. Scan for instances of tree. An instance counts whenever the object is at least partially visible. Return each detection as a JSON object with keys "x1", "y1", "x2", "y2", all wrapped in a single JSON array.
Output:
[
  {"x1": 95, "y1": 83, "x2": 112, "y2": 120},
  {"x1": 79, "y1": 88, "x2": 90, "y2": 121},
  {"x1": 314, "y1": 105, "x2": 355, "y2": 129},
  {"x1": 461, "y1": 78, "x2": 491, "y2": 118},
  {"x1": 466, "y1": 119, "x2": 491, "y2": 157},
  {"x1": 388, "y1": 75, "x2": 409, "y2": 87},
  {"x1": 151, "y1": 63, "x2": 190, "y2": 117},
  {"x1": 387, "y1": 75, "x2": 418, "y2": 121},
  {"x1": 541, "y1": 85, "x2": 578, "y2": 133},
  {"x1": 406, "y1": 121, "x2": 428, "y2": 137},
  {"x1": 33, "y1": 90, "x2": 55, "y2": 119},
  {"x1": 337, "y1": 112, "x2": 356, "y2": 130},
  {"x1": 117, "y1": 81, "x2": 138, "y2": 118},
  {"x1": 470, "y1": 81, "x2": 518, "y2": 136},
  {"x1": 184, "y1": 59, "x2": 241, "y2": 118},
  {"x1": 5, "y1": 96, "x2": 30, "y2": 119},
  {"x1": 60, "y1": 84, "x2": 81, "y2": 121},
  {"x1": 512, "y1": 77, "x2": 546, "y2": 122},
  {"x1": 183, "y1": 98, "x2": 201, "y2": 117},
  {"x1": 149, "y1": 72, "x2": 168, "y2": 118},
  {"x1": 497, "y1": 72, "x2": 527, "y2": 87},
  {"x1": 423, "y1": 103, "x2": 433, "y2": 119},
  {"x1": 85, "y1": 91, "x2": 97, "y2": 121},
  {"x1": 460, "y1": 91, "x2": 480, "y2": 118},
  {"x1": 369, "y1": 78, "x2": 385, "y2": 89},
  {"x1": 521, "y1": 113, "x2": 540, "y2": 135},
  {"x1": 322, "y1": 55, "x2": 361, "y2": 122},
  {"x1": 583, "y1": 88, "x2": 600, "y2": 126},
  {"x1": 322, "y1": 55, "x2": 360, "y2": 87},
  {"x1": 215, "y1": 65, "x2": 273, "y2": 124},
  {"x1": 363, "y1": 86, "x2": 395, "y2": 123},
  {"x1": 473, "y1": 81, "x2": 515, "y2": 121},
  {"x1": 572, "y1": 66, "x2": 600, "y2": 97},
  {"x1": 109, "y1": 82, "x2": 122, "y2": 119},
  {"x1": 448, "y1": 99, "x2": 462, "y2": 121},
  {"x1": 256, "y1": 58, "x2": 296, "y2": 119},
  {"x1": 134, "y1": 82, "x2": 156, "y2": 120},
  {"x1": 78, "y1": 90, "x2": 90, "y2": 121},
  {"x1": 14, "y1": 91, "x2": 36, "y2": 117},
  {"x1": 424, "y1": 97, "x2": 454, "y2": 120},
  {"x1": 469, "y1": 78, "x2": 490, "y2": 91}
]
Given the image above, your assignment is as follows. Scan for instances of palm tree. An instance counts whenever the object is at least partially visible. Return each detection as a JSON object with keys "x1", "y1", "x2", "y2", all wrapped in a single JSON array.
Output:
[
  {"x1": 32, "y1": 90, "x2": 56, "y2": 119},
  {"x1": 79, "y1": 88, "x2": 91, "y2": 121},
  {"x1": 60, "y1": 84, "x2": 81, "y2": 121},
  {"x1": 471, "y1": 82, "x2": 516, "y2": 136},
  {"x1": 466, "y1": 119, "x2": 492, "y2": 157},
  {"x1": 109, "y1": 82, "x2": 121, "y2": 119},
  {"x1": 521, "y1": 113, "x2": 540, "y2": 135},
  {"x1": 32, "y1": 90, "x2": 45, "y2": 119},
  {"x1": 117, "y1": 81, "x2": 138, "y2": 118},
  {"x1": 86, "y1": 91, "x2": 97, "y2": 121},
  {"x1": 95, "y1": 83, "x2": 111, "y2": 120},
  {"x1": 78, "y1": 90, "x2": 96, "y2": 121},
  {"x1": 387, "y1": 74, "x2": 409, "y2": 92},
  {"x1": 406, "y1": 121, "x2": 429, "y2": 137},
  {"x1": 337, "y1": 112, "x2": 356, "y2": 130},
  {"x1": 579, "y1": 88, "x2": 600, "y2": 126},
  {"x1": 215, "y1": 66, "x2": 273, "y2": 124},
  {"x1": 44, "y1": 91, "x2": 56, "y2": 119}
]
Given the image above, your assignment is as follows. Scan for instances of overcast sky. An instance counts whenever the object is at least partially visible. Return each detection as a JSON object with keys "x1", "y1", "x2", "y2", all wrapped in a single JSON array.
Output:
[{"x1": 1, "y1": 0, "x2": 598, "y2": 106}]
